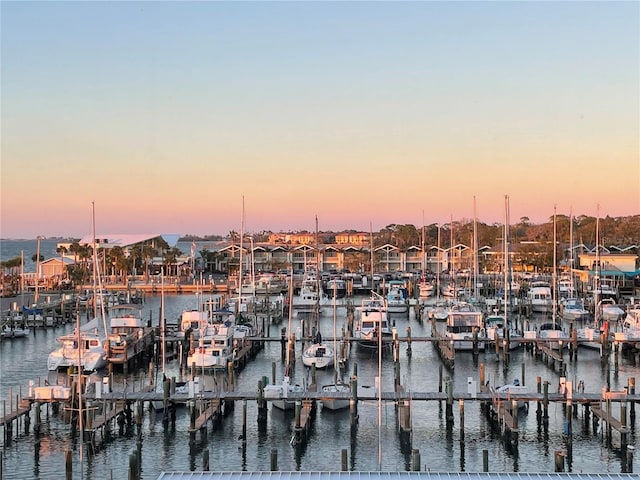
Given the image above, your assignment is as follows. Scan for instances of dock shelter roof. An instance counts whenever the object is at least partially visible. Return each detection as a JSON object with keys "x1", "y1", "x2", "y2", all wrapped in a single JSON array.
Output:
[
  {"x1": 156, "y1": 473, "x2": 638, "y2": 480},
  {"x1": 78, "y1": 233, "x2": 180, "y2": 248}
]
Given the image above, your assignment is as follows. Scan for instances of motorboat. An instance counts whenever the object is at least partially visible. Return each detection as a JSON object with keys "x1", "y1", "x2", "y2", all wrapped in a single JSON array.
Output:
[
  {"x1": 263, "y1": 376, "x2": 305, "y2": 410},
  {"x1": 538, "y1": 322, "x2": 567, "y2": 350},
  {"x1": 47, "y1": 317, "x2": 107, "y2": 372},
  {"x1": 106, "y1": 304, "x2": 148, "y2": 365},
  {"x1": 527, "y1": 280, "x2": 553, "y2": 314},
  {"x1": 597, "y1": 299, "x2": 626, "y2": 323},
  {"x1": 444, "y1": 302, "x2": 485, "y2": 351},
  {"x1": 353, "y1": 294, "x2": 392, "y2": 351},
  {"x1": 386, "y1": 282, "x2": 408, "y2": 314},
  {"x1": 186, "y1": 310, "x2": 236, "y2": 371},
  {"x1": 495, "y1": 379, "x2": 529, "y2": 411},
  {"x1": 561, "y1": 297, "x2": 590, "y2": 322},
  {"x1": 484, "y1": 313, "x2": 522, "y2": 350}
]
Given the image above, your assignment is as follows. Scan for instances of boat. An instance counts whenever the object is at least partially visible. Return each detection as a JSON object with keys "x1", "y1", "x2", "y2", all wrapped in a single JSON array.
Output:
[
  {"x1": 427, "y1": 300, "x2": 450, "y2": 321},
  {"x1": 321, "y1": 287, "x2": 351, "y2": 411},
  {"x1": 527, "y1": 280, "x2": 553, "y2": 314},
  {"x1": 254, "y1": 273, "x2": 287, "y2": 295},
  {"x1": 1, "y1": 323, "x2": 30, "y2": 339},
  {"x1": 385, "y1": 280, "x2": 408, "y2": 314},
  {"x1": 302, "y1": 341, "x2": 334, "y2": 369},
  {"x1": 325, "y1": 277, "x2": 347, "y2": 299},
  {"x1": 47, "y1": 317, "x2": 108, "y2": 372},
  {"x1": 178, "y1": 309, "x2": 210, "y2": 340},
  {"x1": 291, "y1": 266, "x2": 329, "y2": 318},
  {"x1": 484, "y1": 195, "x2": 522, "y2": 352},
  {"x1": 538, "y1": 322, "x2": 567, "y2": 350},
  {"x1": 484, "y1": 312, "x2": 522, "y2": 350},
  {"x1": 105, "y1": 304, "x2": 150, "y2": 365},
  {"x1": 263, "y1": 376, "x2": 305, "y2": 411},
  {"x1": 560, "y1": 297, "x2": 591, "y2": 322},
  {"x1": 186, "y1": 309, "x2": 236, "y2": 371},
  {"x1": 353, "y1": 293, "x2": 392, "y2": 351},
  {"x1": 597, "y1": 298, "x2": 626, "y2": 323},
  {"x1": 321, "y1": 381, "x2": 351, "y2": 411},
  {"x1": 444, "y1": 301, "x2": 485, "y2": 351},
  {"x1": 495, "y1": 379, "x2": 529, "y2": 411}
]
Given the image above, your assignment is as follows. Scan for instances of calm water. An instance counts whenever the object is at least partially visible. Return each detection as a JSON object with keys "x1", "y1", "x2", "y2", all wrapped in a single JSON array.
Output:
[{"x1": 1, "y1": 241, "x2": 638, "y2": 479}]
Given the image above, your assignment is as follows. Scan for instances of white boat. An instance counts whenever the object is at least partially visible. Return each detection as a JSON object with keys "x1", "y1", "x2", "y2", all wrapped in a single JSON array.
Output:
[
  {"x1": 106, "y1": 304, "x2": 148, "y2": 364},
  {"x1": 597, "y1": 298, "x2": 626, "y2": 323},
  {"x1": 560, "y1": 297, "x2": 590, "y2": 322},
  {"x1": 417, "y1": 279, "x2": 435, "y2": 300},
  {"x1": 576, "y1": 325, "x2": 604, "y2": 350},
  {"x1": 47, "y1": 317, "x2": 107, "y2": 372},
  {"x1": 186, "y1": 310, "x2": 236, "y2": 371},
  {"x1": 495, "y1": 379, "x2": 529, "y2": 411},
  {"x1": 179, "y1": 309, "x2": 210, "y2": 340},
  {"x1": 386, "y1": 282, "x2": 408, "y2": 314},
  {"x1": 263, "y1": 376, "x2": 305, "y2": 410},
  {"x1": 325, "y1": 277, "x2": 347, "y2": 299},
  {"x1": 321, "y1": 382, "x2": 351, "y2": 411},
  {"x1": 444, "y1": 301, "x2": 485, "y2": 351},
  {"x1": 484, "y1": 313, "x2": 522, "y2": 350},
  {"x1": 291, "y1": 267, "x2": 329, "y2": 317},
  {"x1": 527, "y1": 280, "x2": 553, "y2": 313},
  {"x1": 426, "y1": 300, "x2": 450, "y2": 321},
  {"x1": 538, "y1": 322, "x2": 567, "y2": 350},
  {"x1": 302, "y1": 342, "x2": 334, "y2": 369},
  {"x1": 1, "y1": 319, "x2": 30, "y2": 338},
  {"x1": 353, "y1": 294, "x2": 392, "y2": 351}
]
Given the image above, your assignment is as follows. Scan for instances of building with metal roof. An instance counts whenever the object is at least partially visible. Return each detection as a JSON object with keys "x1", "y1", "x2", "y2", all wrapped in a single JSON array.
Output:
[{"x1": 155, "y1": 472, "x2": 637, "y2": 480}]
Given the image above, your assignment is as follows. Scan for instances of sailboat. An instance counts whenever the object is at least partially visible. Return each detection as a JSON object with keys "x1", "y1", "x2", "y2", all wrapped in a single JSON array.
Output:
[
  {"x1": 48, "y1": 203, "x2": 108, "y2": 372},
  {"x1": 263, "y1": 265, "x2": 305, "y2": 411},
  {"x1": 485, "y1": 196, "x2": 522, "y2": 350},
  {"x1": 321, "y1": 282, "x2": 351, "y2": 411},
  {"x1": 427, "y1": 223, "x2": 449, "y2": 321}
]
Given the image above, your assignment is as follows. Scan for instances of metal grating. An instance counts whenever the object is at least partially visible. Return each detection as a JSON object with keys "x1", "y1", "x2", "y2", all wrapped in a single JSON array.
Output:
[{"x1": 156, "y1": 472, "x2": 639, "y2": 480}]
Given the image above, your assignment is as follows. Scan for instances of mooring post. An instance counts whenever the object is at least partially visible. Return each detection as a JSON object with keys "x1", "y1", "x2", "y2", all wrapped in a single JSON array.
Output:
[
  {"x1": 341, "y1": 448, "x2": 348, "y2": 471},
  {"x1": 412, "y1": 448, "x2": 421, "y2": 471},
  {"x1": 445, "y1": 378, "x2": 454, "y2": 428},
  {"x1": 554, "y1": 450, "x2": 565, "y2": 472},
  {"x1": 629, "y1": 377, "x2": 636, "y2": 423},
  {"x1": 270, "y1": 448, "x2": 278, "y2": 471},
  {"x1": 203, "y1": 449, "x2": 210, "y2": 471},
  {"x1": 257, "y1": 378, "x2": 267, "y2": 424},
  {"x1": 406, "y1": 326, "x2": 412, "y2": 357},
  {"x1": 350, "y1": 363, "x2": 358, "y2": 425},
  {"x1": 543, "y1": 380, "x2": 549, "y2": 425},
  {"x1": 65, "y1": 449, "x2": 72, "y2": 479},
  {"x1": 482, "y1": 449, "x2": 489, "y2": 472},
  {"x1": 459, "y1": 399, "x2": 464, "y2": 440}
]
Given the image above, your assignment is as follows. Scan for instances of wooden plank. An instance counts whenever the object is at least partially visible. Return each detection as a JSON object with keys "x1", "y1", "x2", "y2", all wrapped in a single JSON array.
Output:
[{"x1": 189, "y1": 400, "x2": 220, "y2": 432}]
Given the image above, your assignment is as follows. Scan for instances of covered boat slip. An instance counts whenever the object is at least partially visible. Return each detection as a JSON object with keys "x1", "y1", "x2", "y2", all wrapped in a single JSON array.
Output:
[{"x1": 156, "y1": 473, "x2": 638, "y2": 480}]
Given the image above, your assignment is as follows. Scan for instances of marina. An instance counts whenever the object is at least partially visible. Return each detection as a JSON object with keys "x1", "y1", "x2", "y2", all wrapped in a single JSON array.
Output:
[{"x1": 1, "y1": 288, "x2": 639, "y2": 479}]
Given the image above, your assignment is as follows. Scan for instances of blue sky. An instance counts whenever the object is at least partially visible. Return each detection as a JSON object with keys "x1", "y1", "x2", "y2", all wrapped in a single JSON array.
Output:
[{"x1": 2, "y1": 1, "x2": 638, "y2": 237}]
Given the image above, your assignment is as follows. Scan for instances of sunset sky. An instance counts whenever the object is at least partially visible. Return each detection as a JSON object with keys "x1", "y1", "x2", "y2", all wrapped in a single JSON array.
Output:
[{"x1": 1, "y1": 1, "x2": 638, "y2": 239}]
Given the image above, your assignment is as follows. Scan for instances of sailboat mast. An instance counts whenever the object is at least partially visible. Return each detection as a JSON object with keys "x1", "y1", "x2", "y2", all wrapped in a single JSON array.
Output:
[
  {"x1": 237, "y1": 196, "x2": 244, "y2": 315},
  {"x1": 161, "y1": 268, "x2": 166, "y2": 376},
  {"x1": 473, "y1": 196, "x2": 478, "y2": 299},
  {"x1": 552, "y1": 205, "x2": 557, "y2": 326},
  {"x1": 594, "y1": 204, "x2": 601, "y2": 327},
  {"x1": 504, "y1": 195, "x2": 509, "y2": 319},
  {"x1": 91, "y1": 201, "x2": 108, "y2": 337}
]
